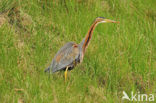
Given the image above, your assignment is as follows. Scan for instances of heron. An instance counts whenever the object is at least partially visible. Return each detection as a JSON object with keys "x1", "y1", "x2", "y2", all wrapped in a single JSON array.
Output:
[{"x1": 45, "y1": 17, "x2": 119, "y2": 81}]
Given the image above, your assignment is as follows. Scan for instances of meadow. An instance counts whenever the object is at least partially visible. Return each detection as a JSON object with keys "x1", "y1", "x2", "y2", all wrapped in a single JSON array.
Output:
[{"x1": 0, "y1": 0, "x2": 156, "y2": 102}]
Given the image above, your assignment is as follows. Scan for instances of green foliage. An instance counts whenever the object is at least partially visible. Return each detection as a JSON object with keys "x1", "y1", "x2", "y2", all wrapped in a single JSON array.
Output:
[{"x1": 0, "y1": 0, "x2": 156, "y2": 102}]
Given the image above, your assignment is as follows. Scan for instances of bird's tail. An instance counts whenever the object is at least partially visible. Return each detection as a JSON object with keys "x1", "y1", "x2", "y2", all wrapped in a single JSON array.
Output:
[{"x1": 44, "y1": 67, "x2": 50, "y2": 73}]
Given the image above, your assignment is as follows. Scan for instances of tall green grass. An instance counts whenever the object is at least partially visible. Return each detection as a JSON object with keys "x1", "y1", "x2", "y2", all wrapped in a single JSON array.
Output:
[{"x1": 0, "y1": 0, "x2": 156, "y2": 102}]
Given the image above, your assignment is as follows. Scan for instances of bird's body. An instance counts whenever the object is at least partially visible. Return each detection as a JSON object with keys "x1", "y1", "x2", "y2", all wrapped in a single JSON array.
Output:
[
  {"x1": 45, "y1": 38, "x2": 85, "y2": 73},
  {"x1": 45, "y1": 17, "x2": 119, "y2": 81},
  {"x1": 45, "y1": 42, "x2": 80, "y2": 72}
]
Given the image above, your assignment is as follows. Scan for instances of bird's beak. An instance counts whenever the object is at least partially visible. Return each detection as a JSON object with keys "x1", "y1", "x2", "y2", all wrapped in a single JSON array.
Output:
[{"x1": 104, "y1": 19, "x2": 119, "y2": 23}]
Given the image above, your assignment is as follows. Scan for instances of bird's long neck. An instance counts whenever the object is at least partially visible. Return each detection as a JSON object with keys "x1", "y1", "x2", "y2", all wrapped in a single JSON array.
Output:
[{"x1": 81, "y1": 21, "x2": 99, "y2": 53}]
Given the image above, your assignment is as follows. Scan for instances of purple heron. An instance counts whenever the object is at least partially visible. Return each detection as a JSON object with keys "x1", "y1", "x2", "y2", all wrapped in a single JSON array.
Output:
[{"x1": 45, "y1": 17, "x2": 119, "y2": 81}]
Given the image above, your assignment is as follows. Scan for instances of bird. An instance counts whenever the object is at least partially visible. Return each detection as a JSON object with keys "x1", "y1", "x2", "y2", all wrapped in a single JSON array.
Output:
[{"x1": 45, "y1": 17, "x2": 119, "y2": 81}]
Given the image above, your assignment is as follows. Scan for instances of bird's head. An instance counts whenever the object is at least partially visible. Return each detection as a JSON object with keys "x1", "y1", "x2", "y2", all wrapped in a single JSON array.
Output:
[{"x1": 95, "y1": 17, "x2": 119, "y2": 24}]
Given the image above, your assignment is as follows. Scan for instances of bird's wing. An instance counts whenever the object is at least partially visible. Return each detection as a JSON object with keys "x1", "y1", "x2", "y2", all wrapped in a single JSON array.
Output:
[{"x1": 51, "y1": 42, "x2": 80, "y2": 72}]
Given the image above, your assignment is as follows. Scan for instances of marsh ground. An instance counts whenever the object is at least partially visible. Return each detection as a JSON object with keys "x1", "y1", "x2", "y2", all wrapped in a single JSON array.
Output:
[{"x1": 0, "y1": 0, "x2": 156, "y2": 102}]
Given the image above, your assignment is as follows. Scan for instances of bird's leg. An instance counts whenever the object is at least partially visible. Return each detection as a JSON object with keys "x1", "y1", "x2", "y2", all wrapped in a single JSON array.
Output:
[
  {"x1": 73, "y1": 60, "x2": 76, "y2": 66},
  {"x1": 64, "y1": 66, "x2": 69, "y2": 82},
  {"x1": 73, "y1": 59, "x2": 77, "y2": 66}
]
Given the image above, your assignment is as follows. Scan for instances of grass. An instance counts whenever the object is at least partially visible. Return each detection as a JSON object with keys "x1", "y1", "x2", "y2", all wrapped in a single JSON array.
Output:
[{"x1": 0, "y1": 0, "x2": 156, "y2": 102}]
